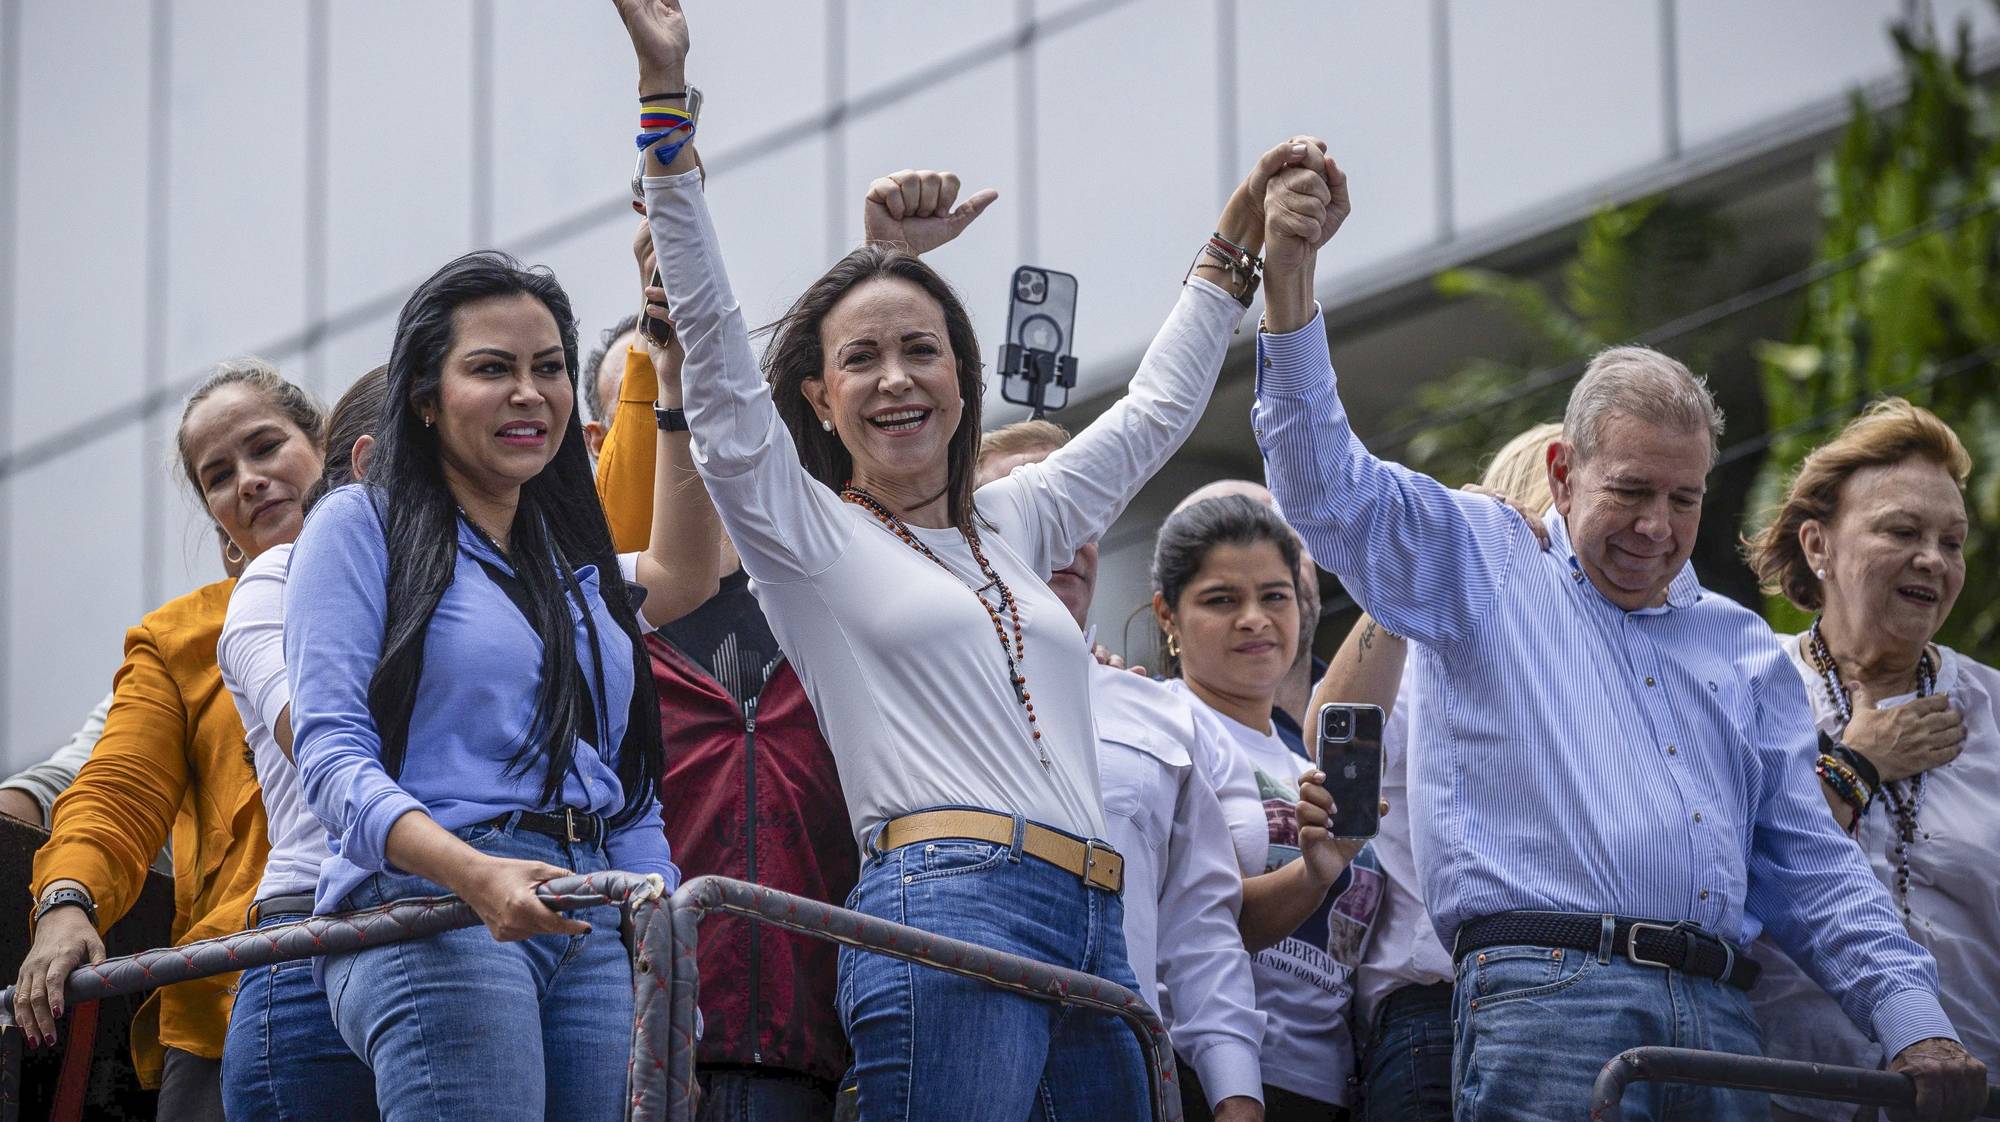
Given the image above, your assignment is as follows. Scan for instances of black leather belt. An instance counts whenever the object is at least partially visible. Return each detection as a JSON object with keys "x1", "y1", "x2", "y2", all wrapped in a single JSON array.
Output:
[
  {"x1": 489, "y1": 807, "x2": 606, "y2": 847},
  {"x1": 1454, "y1": 910, "x2": 1760, "y2": 991}
]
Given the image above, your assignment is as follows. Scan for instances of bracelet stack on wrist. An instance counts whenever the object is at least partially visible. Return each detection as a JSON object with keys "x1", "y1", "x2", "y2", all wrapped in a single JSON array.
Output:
[
  {"x1": 634, "y1": 84, "x2": 703, "y2": 169},
  {"x1": 1188, "y1": 231, "x2": 1262, "y2": 309},
  {"x1": 1815, "y1": 746, "x2": 1875, "y2": 828}
]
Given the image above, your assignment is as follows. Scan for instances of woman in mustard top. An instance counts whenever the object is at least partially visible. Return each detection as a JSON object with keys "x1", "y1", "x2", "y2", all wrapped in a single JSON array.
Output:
[{"x1": 14, "y1": 359, "x2": 326, "y2": 1119}]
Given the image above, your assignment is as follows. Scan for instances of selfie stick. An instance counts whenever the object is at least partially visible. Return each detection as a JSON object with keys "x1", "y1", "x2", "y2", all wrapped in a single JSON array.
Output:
[{"x1": 999, "y1": 343, "x2": 1078, "y2": 419}]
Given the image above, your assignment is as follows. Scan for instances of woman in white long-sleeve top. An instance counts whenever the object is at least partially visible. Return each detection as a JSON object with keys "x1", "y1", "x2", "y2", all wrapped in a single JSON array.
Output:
[{"x1": 609, "y1": 3, "x2": 1331, "y2": 1116}]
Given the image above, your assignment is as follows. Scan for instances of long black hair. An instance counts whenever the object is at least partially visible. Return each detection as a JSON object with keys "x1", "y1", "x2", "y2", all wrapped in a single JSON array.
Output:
[
  {"x1": 365, "y1": 251, "x2": 660, "y2": 824},
  {"x1": 1150, "y1": 495, "x2": 1303, "y2": 677},
  {"x1": 762, "y1": 244, "x2": 986, "y2": 530}
]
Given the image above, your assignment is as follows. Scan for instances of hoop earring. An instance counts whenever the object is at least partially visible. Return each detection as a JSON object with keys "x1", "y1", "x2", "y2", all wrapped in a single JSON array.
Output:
[
  {"x1": 1165, "y1": 633, "x2": 1181, "y2": 659},
  {"x1": 223, "y1": 540, "x2": 247, "y2": 566}
]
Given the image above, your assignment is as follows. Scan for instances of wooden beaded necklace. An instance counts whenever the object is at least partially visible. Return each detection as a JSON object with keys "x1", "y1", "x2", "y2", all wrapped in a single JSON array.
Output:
[
  {"x1": 840, "y1": 484, "x2": 1052, "y2": 770},
  {"x1": 1807, "y1": 617, "x2": 1936, "y2": 921}
]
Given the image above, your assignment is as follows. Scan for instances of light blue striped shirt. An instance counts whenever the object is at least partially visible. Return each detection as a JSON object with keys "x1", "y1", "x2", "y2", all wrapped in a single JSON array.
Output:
[{"x1": 1251, "y1": 310, "x2": 1955, "y2": 1058}]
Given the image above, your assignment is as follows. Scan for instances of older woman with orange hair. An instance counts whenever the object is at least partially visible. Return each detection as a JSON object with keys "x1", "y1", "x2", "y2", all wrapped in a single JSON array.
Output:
[{"x1": 1746, "y1": 398, "x2": 1996, "y2": 1121}]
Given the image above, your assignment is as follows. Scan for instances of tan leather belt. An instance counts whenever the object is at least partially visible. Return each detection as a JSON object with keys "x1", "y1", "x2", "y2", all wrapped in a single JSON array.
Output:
[{"x1": 876, "y1": 809, "x2": 1124, "y2": 894}]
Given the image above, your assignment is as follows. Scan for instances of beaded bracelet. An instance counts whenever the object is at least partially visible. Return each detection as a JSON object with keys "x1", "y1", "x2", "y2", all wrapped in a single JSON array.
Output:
[{"x1": 1815, "y1": 754, "x2": 1874, "y2": 826}]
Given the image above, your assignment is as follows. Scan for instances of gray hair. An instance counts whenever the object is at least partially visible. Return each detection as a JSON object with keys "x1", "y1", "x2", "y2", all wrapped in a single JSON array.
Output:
[{"x1": 1563, "y1": 346, "x2": 1723, "y2": 465}]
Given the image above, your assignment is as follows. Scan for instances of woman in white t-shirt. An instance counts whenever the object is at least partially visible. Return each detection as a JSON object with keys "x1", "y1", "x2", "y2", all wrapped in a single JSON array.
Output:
[
  {"x1": 612, "y1": 2, "x2": 1340, "y2": 1116},
  {"x1": 1152, "y1": 493, "x2": 1381, "y2": 1120}
]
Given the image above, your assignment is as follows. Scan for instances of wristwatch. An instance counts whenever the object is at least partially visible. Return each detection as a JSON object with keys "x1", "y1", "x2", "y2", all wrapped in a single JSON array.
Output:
[
  {"x1": 654, "y1": 404, "x2": 689, "y2": 432},
  {"x1": 33, "y1": 886, "x2": 98, "y2": 930}
]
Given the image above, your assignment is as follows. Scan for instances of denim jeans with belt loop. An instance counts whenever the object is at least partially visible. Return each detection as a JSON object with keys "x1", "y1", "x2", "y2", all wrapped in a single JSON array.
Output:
[
  {"x1": 221, "y1": 908, "x2": 379, "y2": 1122},
  {"x1": 321, "y1": 815, "x2": 631, "y2": 1122},
  {"x1": 836, "y1": 807, "x2": 1149, "y2": 1121},
  {"x1": 1450, "y1": 934, "x2": 1767, "y2": 1122}
]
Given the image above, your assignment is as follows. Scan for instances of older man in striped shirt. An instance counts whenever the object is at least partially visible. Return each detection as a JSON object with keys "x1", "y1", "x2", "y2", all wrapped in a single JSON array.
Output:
[{"x1": 1249, "y1": 161, "x2": 1985, "y2": 1122}]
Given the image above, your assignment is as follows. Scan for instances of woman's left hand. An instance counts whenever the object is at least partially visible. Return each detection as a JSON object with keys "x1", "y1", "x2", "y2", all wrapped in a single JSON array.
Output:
[
  {"x1": 1462, "y1": 483, "x2": 1550, "y2": 548},
  {"x1": 1295, "y1": 769, "x2": 1381, "y2": 887},
  {"x1": 611, "y1": 0, "x2": 689, "y2": 91}
]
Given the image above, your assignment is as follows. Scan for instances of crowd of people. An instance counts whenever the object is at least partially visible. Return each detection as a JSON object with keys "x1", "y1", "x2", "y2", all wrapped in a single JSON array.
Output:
[{"x1": 4, "y1": 2, "x2": 1995, "y2": 1120}]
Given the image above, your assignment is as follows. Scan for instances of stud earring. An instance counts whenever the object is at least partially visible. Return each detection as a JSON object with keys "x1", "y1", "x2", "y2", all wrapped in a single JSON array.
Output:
[
  {"x1": 1815, "y1": 568, "x2": 1827, "y2": 580},
  {"x1": 821, "y1": 418, "x2": 834, "y2": 432},
  {"x1": 423, "y1": 415, "x2": 434, "y2": 429}
]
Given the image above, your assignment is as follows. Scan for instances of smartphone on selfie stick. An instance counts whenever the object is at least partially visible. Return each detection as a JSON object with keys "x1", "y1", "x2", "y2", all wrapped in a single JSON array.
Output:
[
  {"x1": 999, "y1": 266, "x2": 1079, "y2": 418},
  {"x1": 1315, "y1": 702, "x2": 1384, "y2": 839}
]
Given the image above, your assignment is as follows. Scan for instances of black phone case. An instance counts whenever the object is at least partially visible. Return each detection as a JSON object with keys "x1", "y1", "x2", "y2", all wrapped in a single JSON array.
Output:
[{"x1": 1315, "y1": 703, "x2": 1385, "y2": 839}]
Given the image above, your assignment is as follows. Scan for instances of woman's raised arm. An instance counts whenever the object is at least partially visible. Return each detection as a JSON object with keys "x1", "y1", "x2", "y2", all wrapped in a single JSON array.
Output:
[
  {"x1": 978, "y1": 137, "x2": 1336, "y2": 578},
  {"x1": 613, "y1": 0, "x2": 853, "y2": 584}
]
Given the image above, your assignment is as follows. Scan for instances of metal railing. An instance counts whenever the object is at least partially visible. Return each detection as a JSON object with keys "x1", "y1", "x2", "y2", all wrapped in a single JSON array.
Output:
[
  {"x1": 0, "y1": 871, "x2": 677, "y2": 1122},
  {"x1": 0, "y1": 873, "x2": 1179, "y2": 1122},
  {"x1": 1590, "y1": 1047, "x2": 2000, "y2": 1120},
  {"x1": 667, "y1": 876, "x2": 1182, "y2": 1122}
]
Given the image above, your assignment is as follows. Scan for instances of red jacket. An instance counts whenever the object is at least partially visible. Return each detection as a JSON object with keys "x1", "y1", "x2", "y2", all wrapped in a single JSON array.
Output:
[{"x1": 650, "y1": 630, "x2": 858, "y2": 1083}]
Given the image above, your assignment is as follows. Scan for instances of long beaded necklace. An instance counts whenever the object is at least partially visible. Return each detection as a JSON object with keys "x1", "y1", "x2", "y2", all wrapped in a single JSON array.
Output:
[
  {"x1": 840, "y1": 485, "x2": 1052, "y2": 770},
  {"x1": 1807, "y1": 617, "x2": 1936, "y2": 920}
]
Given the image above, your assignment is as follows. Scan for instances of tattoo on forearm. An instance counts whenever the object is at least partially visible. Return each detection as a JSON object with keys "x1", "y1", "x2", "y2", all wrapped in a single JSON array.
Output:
[{"x1": 1358, "y1": 621, "x2": 1376, "y2": 661}]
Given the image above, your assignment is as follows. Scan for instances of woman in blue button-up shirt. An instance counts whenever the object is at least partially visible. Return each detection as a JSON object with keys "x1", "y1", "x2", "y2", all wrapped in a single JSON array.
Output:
[{"x1": 285, "y1": 251, "x2": 700, "y2": 1121}]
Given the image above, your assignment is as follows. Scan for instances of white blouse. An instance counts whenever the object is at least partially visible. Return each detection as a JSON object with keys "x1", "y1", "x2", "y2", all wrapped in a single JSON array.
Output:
[
  {"x1": 1092, "y1": 661, "x2": 1265, "y2": 1107},
  {"x1": 643, "y1": 168, "x2": 1243, "y2": 846},
  {"x1": 1751, "y1": 638, "x2": 2000, "y2": 1119}
]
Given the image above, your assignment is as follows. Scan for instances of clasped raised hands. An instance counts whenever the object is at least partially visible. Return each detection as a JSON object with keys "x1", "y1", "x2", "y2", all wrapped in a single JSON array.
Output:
[{"x1": 1262, "y1": 142, "x2": 1348, "y2": 273}]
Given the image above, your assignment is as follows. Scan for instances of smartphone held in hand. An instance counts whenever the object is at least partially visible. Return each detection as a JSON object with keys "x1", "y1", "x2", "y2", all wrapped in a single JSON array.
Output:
[{"x1": 1316, "y1": 702, "x2": 1384, "y2": 839}]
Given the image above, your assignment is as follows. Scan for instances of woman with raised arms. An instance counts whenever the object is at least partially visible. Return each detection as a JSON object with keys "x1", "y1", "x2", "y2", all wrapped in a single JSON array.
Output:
[{"x1": 611, "y1": 1, "x2": 1334, "y2": 1115}]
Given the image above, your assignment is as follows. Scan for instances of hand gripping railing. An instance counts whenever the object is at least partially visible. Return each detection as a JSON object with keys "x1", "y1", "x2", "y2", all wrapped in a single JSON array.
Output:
[
  {"x1": 1589, "y1": 1047, "x2": 2000, "y2": 1120},
  {"x1": 667, "y1": 875, "x2": 1183, "y2": 1122},
  {"x1": 0, "y1": 871, "x2": 677, "y2": 1122}
]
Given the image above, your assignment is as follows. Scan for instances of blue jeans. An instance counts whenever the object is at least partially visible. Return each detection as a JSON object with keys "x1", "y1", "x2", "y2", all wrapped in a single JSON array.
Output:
[
  {"x1": 323, "y1": 819, "x2": 631, "y2": 1122},
  {"x1": 1451, "y1": 942, "x2": 1767, "y2": 1122},
  {"x1": 836, "y1": 814, "x2": 1149, "y2": 1122},
  {"x1": 221, "y1": 911, "x2": 378, "y2": 1122},
  {"x1": 1356, "y1": 983, "x2": 1453, "y2": 1122},
  {"x1": 697, "y1": 1065, "x2": 836, "y2": 1122}
]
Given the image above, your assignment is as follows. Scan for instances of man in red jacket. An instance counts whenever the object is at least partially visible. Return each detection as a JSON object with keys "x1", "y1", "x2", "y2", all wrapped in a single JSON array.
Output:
[{"x1": 651, "y1": 537, "x2": 860, "y2": 1118}]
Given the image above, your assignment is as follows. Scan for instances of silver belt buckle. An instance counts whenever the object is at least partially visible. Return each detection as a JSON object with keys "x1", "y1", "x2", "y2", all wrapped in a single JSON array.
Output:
[
  {"x1": 1624, "y1": 921, "x2": 1682, "y2": 969},
  {"x1": 564, "y1": 807, "x2": 581, "y2": 844}
]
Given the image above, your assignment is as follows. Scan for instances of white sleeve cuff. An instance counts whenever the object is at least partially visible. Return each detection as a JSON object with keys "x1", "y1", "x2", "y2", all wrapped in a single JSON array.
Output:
[{"x1": 1185, "y1": 1038, "x2": 1264, "y2": 1108}]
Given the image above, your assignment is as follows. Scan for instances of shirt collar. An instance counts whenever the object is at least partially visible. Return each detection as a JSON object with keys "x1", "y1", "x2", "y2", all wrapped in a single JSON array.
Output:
[{"x1": 1545, "y1": 509, "x2": 1702, "y2": 614}]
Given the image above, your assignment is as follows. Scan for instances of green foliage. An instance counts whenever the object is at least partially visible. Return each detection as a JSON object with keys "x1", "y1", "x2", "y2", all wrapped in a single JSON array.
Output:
[
  {"x1": 1748, "y1": 11, "x2": 2000, "y2": 659},
  {"x1": 1402, "y1": 198, "x2": 1745, "y2": 483}
]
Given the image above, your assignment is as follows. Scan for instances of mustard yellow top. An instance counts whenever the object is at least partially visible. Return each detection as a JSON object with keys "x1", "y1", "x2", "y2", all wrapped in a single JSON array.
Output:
[
  {"x1": 33, "y1": 578, "x2": 268, "y2": 1084},
  {"x1": 594, "y1": 345, "x2": 661, "y2": 552}
]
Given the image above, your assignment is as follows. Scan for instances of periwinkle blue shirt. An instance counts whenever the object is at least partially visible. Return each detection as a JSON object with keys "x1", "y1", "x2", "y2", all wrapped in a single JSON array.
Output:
[
  {"x1": 285, "y1": 484, "x2": 677, "y2": 915},
  {"x1": 1251, "y1": 311, "x2": 1955, "y2": 1058}
]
